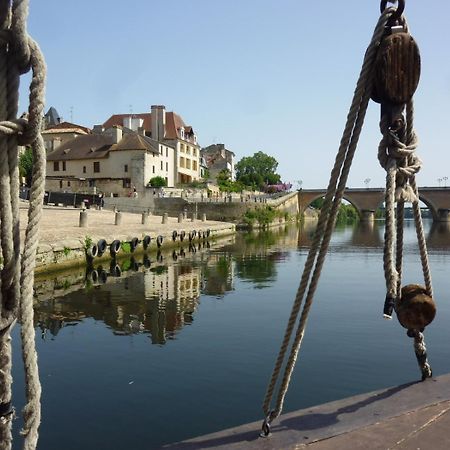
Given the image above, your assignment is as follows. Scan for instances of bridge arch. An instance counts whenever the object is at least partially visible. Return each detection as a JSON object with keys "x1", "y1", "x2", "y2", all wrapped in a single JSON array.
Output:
[
  {"x1": 300, "y1": 192, "x2": 371, "y2": 220},
  {"x1": 417, "y1": 194, "x2": 439, "y2": 221},
  {"x1": 299, "y1": 188, "x2": 450, "y2": 223}
]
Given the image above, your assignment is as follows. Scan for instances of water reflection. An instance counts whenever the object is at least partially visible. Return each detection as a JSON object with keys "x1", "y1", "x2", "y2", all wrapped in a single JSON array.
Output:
[{"x1": 33, "y1": 221, "x2": 448, "y2": 344}]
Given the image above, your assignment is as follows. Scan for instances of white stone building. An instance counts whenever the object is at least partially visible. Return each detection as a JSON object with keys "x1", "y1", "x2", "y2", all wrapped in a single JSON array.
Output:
[
  {"x1": 46, "y1": 126, "x2": 175, "y2": 196},
  {"x1": 103, "y1": 105, "x2": 201, "y2": 184}
]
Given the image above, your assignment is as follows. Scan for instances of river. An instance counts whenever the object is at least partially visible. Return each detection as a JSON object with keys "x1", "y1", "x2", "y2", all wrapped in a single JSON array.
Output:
[{"x1": 10, "y1": 220, "x2": 450, "y2": 449}]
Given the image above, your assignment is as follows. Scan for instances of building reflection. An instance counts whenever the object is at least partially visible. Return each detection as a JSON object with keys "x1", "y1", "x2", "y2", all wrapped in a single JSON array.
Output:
[
  {"x1": 34, "y1": 262, "x2": 201, "y2": 345},
  {"x1": 202, "y1": 253, "x2": 234, "y2": 297},
  {"x1": 33, "y1": 221, "x2": 449, "y2": 345}
]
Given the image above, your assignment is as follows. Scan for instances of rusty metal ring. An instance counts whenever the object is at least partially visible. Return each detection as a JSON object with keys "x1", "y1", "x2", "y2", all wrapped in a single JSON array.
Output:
[{"x1": 380, "y1": 0, "x2": 405, "y2": 21}]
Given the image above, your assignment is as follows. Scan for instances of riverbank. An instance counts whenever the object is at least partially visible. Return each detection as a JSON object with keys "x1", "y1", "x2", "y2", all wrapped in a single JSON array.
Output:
[{"x1": 18, "y1": 203, "x2": 235, "y2": 273}]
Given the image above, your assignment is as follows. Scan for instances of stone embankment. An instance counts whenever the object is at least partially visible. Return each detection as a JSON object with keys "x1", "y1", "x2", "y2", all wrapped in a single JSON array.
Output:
[{"x1": 18, "y1": 203, "x2": 235, "y2": 273}]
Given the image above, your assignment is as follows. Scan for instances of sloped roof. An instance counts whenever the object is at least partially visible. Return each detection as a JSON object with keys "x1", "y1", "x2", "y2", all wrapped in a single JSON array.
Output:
[
  {"x1": 103, "y1": 113, "x2": 151, "y2": 131},
  {"x1": 103, "y1": 110, "x2": 195, "y2": 141},
  {"x1": 110, "y1": 132, "x2": 159, "y2": 153},
  {"x1": 47, "y1": 134, "x2": 113, "y2": 161},
  {"x1": 46, "y1": 128, "x2": 163, "y2": 161},
  {"x1": 44, "y1": 107, "x2": 61, "y2": 127},
  {"x1": 42, "y1": 121, "x2": 91, "y2": 135}
]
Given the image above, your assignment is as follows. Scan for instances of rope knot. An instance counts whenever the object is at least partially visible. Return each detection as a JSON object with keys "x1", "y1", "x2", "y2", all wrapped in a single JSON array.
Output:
[
  {"x1": 0, "y1": 117, "x2": 27, "y2": 137},
  {"x1": 0, "y1": 116, "x2": 38, "y2": 147}
]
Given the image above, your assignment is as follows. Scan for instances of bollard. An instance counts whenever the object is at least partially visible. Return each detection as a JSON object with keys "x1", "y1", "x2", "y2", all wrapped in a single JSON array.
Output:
[
  {"x1": 142, "y1": 212, "x2": 149, "y2": 225},
  {"x1": 191, "y1": 212, "x2": 197, "y2": 222},
  {"x1": 115, "y1": 211, "x2": 122, "y2": 226},
  {"x1": 202, "y1": 213, "x2": 206, "y2": 222},
  {"x1": 81, "y1": 201, "x2": 85, "y2": 209},
  {"x1": 79, "y1": 210, "x2": 88, "y2": 227},
  {"x1": 162, "y1": 213, "x2": 168, "y2": 224},
  {"x1": 178, "y1": 213, "x2": 183, "y2": 223}
]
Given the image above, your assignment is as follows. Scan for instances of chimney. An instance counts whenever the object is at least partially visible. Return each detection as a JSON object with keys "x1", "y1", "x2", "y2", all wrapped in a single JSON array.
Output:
[
  {"x1": 107, "y1": 126, "x2": 122, "y2": 144},
  {"x1": 151, "y1": 105, "x2": 166, "y2": 141}
]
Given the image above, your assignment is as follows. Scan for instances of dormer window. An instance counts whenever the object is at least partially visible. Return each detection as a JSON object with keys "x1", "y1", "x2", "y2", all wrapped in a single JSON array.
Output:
[
  {"x1": 180, "y1": 127, "x2": 185, "y2": 140},
  {"x1": 193, "y1": 134, "x2": 197, "y2": 144}
]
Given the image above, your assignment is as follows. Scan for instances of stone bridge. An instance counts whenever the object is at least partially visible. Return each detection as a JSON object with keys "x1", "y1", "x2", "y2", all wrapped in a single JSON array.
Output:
[{"x1": 298, "y1": 187, "x2": 450, "y2": 222}]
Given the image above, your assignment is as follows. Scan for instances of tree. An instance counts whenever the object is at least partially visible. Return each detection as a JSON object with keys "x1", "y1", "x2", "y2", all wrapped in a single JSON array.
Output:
[
  {"x1": 19, "y1": 147, "x2": 33, "y2": 186},
  {"x1": 148, "y1": 176, "x2": 167, "y2": 187},
  {"x1": 216, "y1": 169, "x2": 231, "y2": 184},
  {"x1": 236, "y1": 151, "x2": 281, "y2": 190}
]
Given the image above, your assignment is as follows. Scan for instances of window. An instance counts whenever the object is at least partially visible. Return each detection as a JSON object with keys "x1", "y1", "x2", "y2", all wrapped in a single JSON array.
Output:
[
  {"x1": 67, "y1": 181, "x2": 71, "y2": 187},
  {"x1": 124, "y1": 164, "x2": 128, "y2": 173},
  {"x1": 193, "y1": 161, "x2": 197, "y2": 171},
  {"x1": 186, "y1": 159, "x2": 191, "y2": 169},
  {"x1": 123, "y1": 178, "x2": 131, "y2": 188},
  {"x1": 166, "y1": 162, "x2": 168, "y2": 171},
  {"x1": 166, "y1": 148, "x2": 168, "y2": 157},
  {"x1": 62, "y1": 161, "x2": 66, "y2": 171},
  {"x1": 161, "y1": 161, "x2": 163, "y2": 170},
  {"x1": 53, "y1": 161, "x2": 59, "y2": 171},
  {"x1": 193, "y1": 148, "x2": 197, "y2": 156},
  {"x1": 88, "y1": 179, "x2": 95, "y2": 187},
  {"x1": 93, "y1": 161, "x2": 100, "y2": 173},
  {"x1": 186, "y1": 146, "x2": 191, "y2": 155},
  {"x1": 59, "y1": 180, "x2": 63, "y2": 188},
  {"x1": 152, "y1": 165, "x2": 155, "y2": 173},
  {"x1": 83, "y1": 166, "x2": 86, "y2": 173},
  {"x1": 160, "y1": 145, "x2": 163, "y2": 155}
]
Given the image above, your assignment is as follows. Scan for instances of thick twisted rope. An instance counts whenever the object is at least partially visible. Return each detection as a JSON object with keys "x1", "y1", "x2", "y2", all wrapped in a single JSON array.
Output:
[
  {"x1": 0, "y1": 1, "x2": 46, "y2": 449},
  {"x1": 261, "y1": 9, "x2": 395, "y2": 431},
  {"x1": 376, "y1": 28, "x2": 433, "y2": 376}
]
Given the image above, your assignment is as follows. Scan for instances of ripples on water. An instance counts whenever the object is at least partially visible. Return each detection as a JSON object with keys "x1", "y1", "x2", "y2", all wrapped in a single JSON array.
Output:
[{"x1": 10, "y1": 220, "x2": 450, "y2": 449}]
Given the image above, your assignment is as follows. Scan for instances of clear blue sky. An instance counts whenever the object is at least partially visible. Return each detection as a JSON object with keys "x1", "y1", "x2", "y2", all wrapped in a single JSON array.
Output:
[{"x1": 21, "y1": 0, "x2": 450, "y2": 188}]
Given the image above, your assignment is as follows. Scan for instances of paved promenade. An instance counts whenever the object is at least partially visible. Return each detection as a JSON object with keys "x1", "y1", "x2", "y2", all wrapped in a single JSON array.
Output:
[
  {"x1": 20, "y1": 203, "x2": 232, "y2": 244},
  {"x1": 163, "y1": 373, "x2": 450, "y2": 449},
  {"x1": 18, "y1": 203, "x2": 235, "y2": 271}
]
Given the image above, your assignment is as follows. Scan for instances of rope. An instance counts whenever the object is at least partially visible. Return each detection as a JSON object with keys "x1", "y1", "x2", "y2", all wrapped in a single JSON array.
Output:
[
  {"x1": 0, "y1": 1, "x2": 46, "y2": 449},
  {"x1": 261, "y1": 9, "x2": 395, "y2": 432}
]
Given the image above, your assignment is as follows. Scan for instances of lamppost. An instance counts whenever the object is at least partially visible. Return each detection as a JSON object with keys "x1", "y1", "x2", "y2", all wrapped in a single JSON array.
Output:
[
  {"x1": 364, "y1": 178, "x2": 371, "y2": 189},
  {"x1": 443, "y1": 176, "x2": 448, "y2": 188},
  {"x1": 437, "y1": 178, "x2": 443, "y2": 187}
]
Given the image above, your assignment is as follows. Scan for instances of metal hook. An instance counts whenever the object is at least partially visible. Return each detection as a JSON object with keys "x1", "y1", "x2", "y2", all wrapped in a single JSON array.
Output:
[{"x1": 380, "y1": 0, "x2": 405, "y2": 22}]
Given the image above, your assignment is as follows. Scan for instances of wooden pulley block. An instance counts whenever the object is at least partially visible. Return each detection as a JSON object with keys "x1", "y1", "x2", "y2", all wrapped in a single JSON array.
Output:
[
  {"x1": 371, "y1": 30, "x2": 421, "y2": 104},
  {"x1": 395, "y1": 284, "x2": 436, "y2": 330}
]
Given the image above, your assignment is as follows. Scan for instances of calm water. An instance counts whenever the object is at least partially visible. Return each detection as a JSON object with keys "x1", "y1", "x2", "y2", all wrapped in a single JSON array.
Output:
[{"x1": 10, "y1": 220, "x2": 450, "y2": 449}]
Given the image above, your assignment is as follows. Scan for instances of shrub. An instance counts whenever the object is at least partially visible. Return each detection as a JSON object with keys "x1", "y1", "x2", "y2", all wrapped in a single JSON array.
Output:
[{"x1": 148, "y1": 176, "x2": 167, "y2": 187}]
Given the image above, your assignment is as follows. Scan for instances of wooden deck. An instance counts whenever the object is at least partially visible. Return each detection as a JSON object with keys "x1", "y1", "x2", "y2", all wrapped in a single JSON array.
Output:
[{"x1": 162, "y1": 373, "x2": 450, "y2": 449}]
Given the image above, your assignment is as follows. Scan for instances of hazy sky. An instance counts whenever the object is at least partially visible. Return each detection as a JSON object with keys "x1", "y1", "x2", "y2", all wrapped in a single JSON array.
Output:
[{"x1": 20, "y1": 1, "x2": 450, "y2": 188}]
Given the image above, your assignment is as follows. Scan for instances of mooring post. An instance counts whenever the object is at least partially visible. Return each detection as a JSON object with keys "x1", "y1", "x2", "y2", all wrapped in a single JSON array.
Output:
[{"x1": 79, "y1": 211, "x2": 88, "y2": 227}]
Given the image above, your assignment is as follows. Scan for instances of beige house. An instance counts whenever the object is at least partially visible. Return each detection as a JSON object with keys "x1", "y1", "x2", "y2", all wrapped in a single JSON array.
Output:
[
  {"x1": 46, "y1": 126, "x2": 175, "y2": 196},
  {"x1": 103, "y1": 105, "x2": 201, "y2": 184},
  {"x1": 42, "y1": 121, "x2": 91, "y2": 154},
  {"x1": 201, "y1": 143, "x2": 236, "y2": 181}
]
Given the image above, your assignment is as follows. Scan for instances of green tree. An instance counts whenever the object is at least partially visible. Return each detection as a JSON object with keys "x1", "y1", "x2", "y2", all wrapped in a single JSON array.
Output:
[
  {"x1": 19, "y1": 147, "x2": 33, "y2": 187},
  {"x1": 236, "y1": 151, "x2": 281, "y2": 190},
  {"x1": 148, "y1": 176, "x2": 167, "y2": 187}
]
